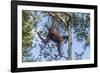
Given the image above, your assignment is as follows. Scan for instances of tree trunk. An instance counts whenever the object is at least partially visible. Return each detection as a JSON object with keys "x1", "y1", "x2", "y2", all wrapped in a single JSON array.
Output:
[{"x1": 67, "y1": 23, "x2": 72, "y2": 60}]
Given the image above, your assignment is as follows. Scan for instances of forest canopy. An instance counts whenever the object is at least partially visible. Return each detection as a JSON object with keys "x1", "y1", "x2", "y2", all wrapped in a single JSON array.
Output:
[{"x1": 22, "y1": 10, "x2": 90, "y2": 62}]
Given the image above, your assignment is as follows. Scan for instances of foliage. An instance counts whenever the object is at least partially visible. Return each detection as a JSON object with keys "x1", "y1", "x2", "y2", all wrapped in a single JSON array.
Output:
[
  {"x1": 22, "y1": 10, "x2": 33, "y2": 49},
  {"x1": 22, "y1": 10, "x2": 40, "y2": 62},
  {"x1": 72, "y1": 13, "x2": 90, "y2": 59},
  {"x1": 73, "y1": 13, "x2": 90, "y2": 49}
]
